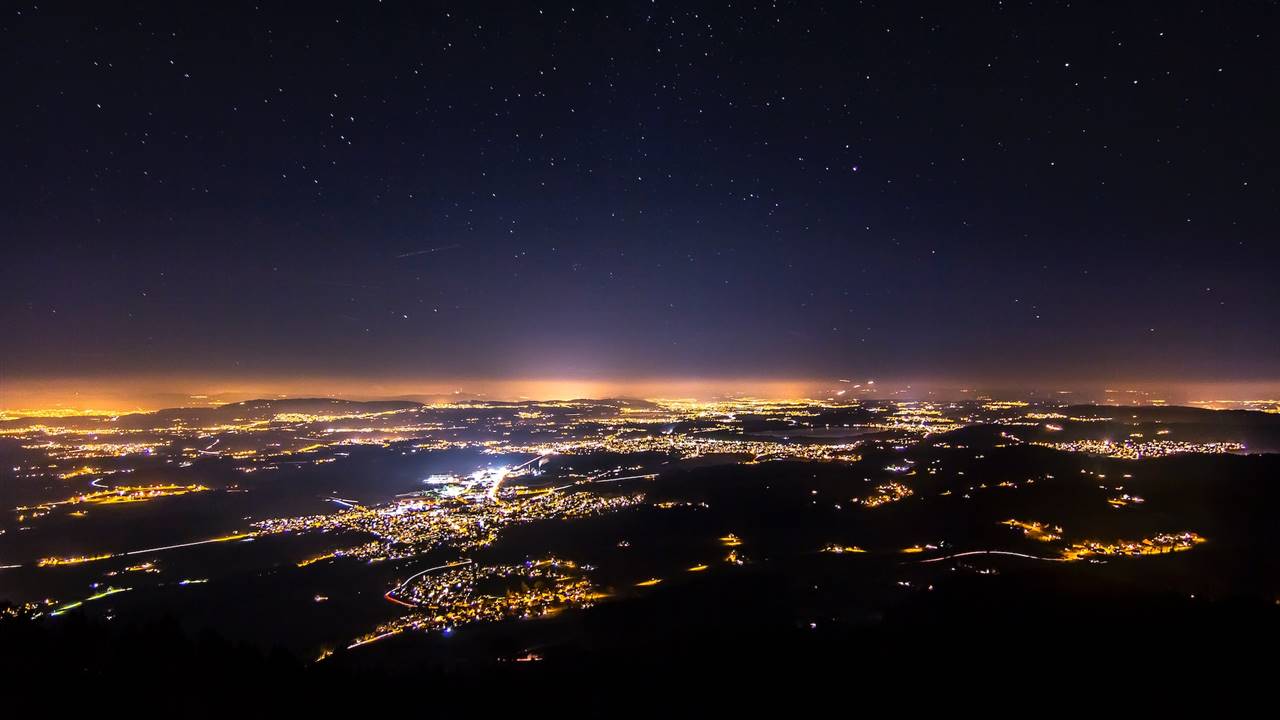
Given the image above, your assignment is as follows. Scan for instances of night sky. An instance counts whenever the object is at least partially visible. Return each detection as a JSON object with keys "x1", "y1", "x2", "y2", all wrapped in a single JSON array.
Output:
[{"x1": 4, "y1": 2, "x2": 1278, "y2": 389}]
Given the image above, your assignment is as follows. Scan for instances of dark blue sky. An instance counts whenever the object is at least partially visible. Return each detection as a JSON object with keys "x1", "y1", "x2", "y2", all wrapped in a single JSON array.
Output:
[{"x1": 4, "y1": 1, "x2": 1278, "y2": 384}]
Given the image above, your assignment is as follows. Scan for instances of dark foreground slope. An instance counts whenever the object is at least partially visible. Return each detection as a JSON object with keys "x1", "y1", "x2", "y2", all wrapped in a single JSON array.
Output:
[{"x1": 4, "y1": 568, "x2": 1275, "y2": 712}]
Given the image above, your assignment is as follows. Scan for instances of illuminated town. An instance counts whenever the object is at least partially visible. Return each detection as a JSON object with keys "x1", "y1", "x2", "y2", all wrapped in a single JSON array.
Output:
[
  {"x1": 1030, "y1": 438, "x2": 1246, "y2": 460},
  {"x1": 4, "y1": 393, "x2": 1274, "y2": 662},
  {"x1": 351, "y1": 558, "x2": 607, "y2": 650}
]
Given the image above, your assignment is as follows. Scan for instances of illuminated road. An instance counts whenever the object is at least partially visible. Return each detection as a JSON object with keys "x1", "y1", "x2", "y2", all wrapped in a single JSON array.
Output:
[
  {"x1": 916, "y1": 550, "x2": 1068, "y2": 563},
  {"x1": 347, "y1": 629, "x2": 401, "y2": 649},
  {"x1": 385, "y1": 559, "x2": 474, "y2": 607},
  {"x1": 587, "y1": 472, "x2": 659, "y2": 485},
  {"x1": 122, "y1": 533, "x2": 258, "y2": 556},
  {"x1": 487, "y1": 452, "x2": 554, "y2": 503}
]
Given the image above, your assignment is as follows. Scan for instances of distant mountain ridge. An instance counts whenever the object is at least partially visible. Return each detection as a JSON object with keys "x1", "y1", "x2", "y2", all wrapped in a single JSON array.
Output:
[{"x1": 0, "y1": 396, "x2": 669, "y2": 429}]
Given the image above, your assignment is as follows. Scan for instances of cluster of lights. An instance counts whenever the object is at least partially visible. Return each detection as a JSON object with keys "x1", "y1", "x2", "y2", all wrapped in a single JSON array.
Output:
[
  {"x1": 820, "y1": 544, "x2": 866, "y2": 554},
  {"x1": 259, "y1": 484, "x2": 645, "y2": 564},
  {"x1": 1060, "y1": 532, "x2": 1206, "y2": 561},
  {"x1": 1032, "y1": 439, "x2": 1244, "y2": 459},
  {"x1": 1002, "y1": 519, "x2": 1063, "y2": 542},
  {"x1": 861, "y1": 482, "x2": 913, "y2": 508},
  {"x1": 347, "y1": 557, "x2": 605, "y2": 650},
  {"x1": 1107, "y1": 493, "x2": 1145, "y2": 507},
  {"x1": 15, "y1": 484, "x2": 209, "y2": 524},
  {"x1": 3, "y1": 395, "x2": 1241, "y2": 644}
]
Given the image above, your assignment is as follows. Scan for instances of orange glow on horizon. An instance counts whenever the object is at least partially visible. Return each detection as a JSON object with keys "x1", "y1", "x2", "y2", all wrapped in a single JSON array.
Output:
[{"x1": 2, "y1": 374, "x2": 1278, "y2": 417}]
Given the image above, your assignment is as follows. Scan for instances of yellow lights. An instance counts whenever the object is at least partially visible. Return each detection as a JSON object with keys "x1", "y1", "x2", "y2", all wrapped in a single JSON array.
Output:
[
  {"x1": 534, "y1": 433, "x2": 862, "y2": 464},
  {"x1": 5, "y1": 392, "x2": 1241, "y2": 656},
  {"x1": 201, "y1": 532, "x2": 258, "y2": 545},
  {"x1": 1032, "y1": 439, "x2": 1244, "y2": 459},
  {"x1": 49, "y1": 586, "x2": 131, "y2": 616},
  {"x1": 715, "y1": 535, "x2": 748, "y2": 562},
  {"x1": 654, "y1": 500, "x2": 710, "y2": 510},
  {"x1": 1060, "y1": 532, "x2": 1206, "y2": 561},
  {"x1": 34, "y1": 531, "x2": 259, "y2": 572},
  {"x1": 1002, "y1": 519, "x2": 1063, "y2": 542},
  {"x1": 271, "y1": 410, "x2": 407, "y2": 424},
  {"x1": 84, "y1": 484, "x2": 210, "y2": 504},
  {"x1": 38, "y1": 553, "x2": 113, "y2": 567},
  {"x1": 2, "y1": 600, "x2": 59, "y2": 620},
  {"x1": 356, "y1": 556, "x2": 606, "y2": 648},
  {"x1": 262, "y1": 487, "x2": 645, "y2": 562},
  {"x1": 85, "y1": 586, "x2": 130, "y2": 602},
  {"x1": 982, "y1": 401, "x2": 1029, "y2": 410},
  {"x1": 0, "y1": 407, "x2": 140, "y2": 421},
  {"x1": 16, "y1": 484, "x2": 210, "y2": 518},
  {"x1": 348, "y1": 629, "x2": 403, "y2": 649},
  {"x1": 1107, "y1": 494, "x2": 1145, "y2": 507},
  {"x1": 861, "y1": 482, "x2": 913, "y2": 508},
  {"x1": 297, "y1": 552, "x2": 338, "y2": 568}
]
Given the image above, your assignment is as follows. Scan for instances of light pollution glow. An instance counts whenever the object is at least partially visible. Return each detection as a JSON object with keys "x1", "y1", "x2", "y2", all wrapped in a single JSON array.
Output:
[{"x1": 2, "y1": 374, "x2": 1278, "y2": 418}]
